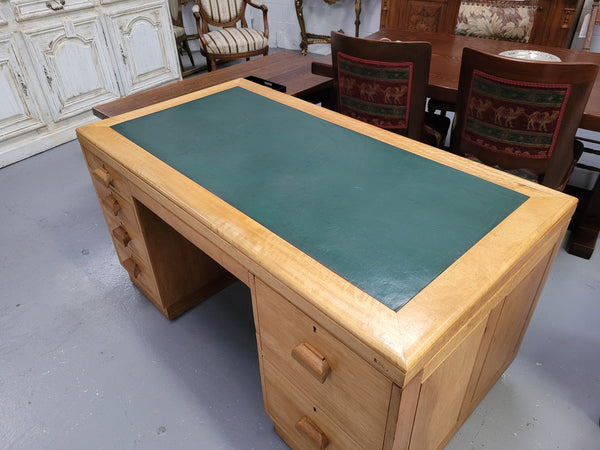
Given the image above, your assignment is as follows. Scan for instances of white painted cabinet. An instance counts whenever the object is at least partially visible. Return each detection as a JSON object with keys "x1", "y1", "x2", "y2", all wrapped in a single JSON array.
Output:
[
  {"x1": 0, "y1": 34, "x2": 45, "y2": 143},
  {"x1": 0, "y1": 0, "x2": 180, "y2": 167},
  {"x1": 103, "y1": 1, "x2": 180, "y2": 96}
]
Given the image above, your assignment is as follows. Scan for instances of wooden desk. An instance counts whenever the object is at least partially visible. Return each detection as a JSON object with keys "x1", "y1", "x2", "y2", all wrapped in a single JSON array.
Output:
[
  {"x1": 92, "y1": 51, "x2": 333, "y2": 119},
  {"x1": 77, "y1": 79, "x2": 575, "y2": 449}
]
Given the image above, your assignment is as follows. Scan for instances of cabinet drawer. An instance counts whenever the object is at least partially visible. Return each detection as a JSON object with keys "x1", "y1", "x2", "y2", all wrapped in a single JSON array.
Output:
[
  {"x1": 255, "y1": 279, "x2": 391, "y2": 449},
  {"x1": 263, "y1": 360, "x2": 361, "y2": 450},
  {"x1": 85, "y1": 150, "x2": 132, "y2": 198}
]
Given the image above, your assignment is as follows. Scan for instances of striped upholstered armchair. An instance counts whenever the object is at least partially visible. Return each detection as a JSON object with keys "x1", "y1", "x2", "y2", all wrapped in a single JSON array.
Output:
[{"x1": 192, "y1": 0, "x2": 269, "y2": 71}]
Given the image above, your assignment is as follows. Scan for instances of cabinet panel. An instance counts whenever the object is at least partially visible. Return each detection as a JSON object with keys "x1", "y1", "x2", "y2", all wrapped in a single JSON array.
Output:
[
  {"x1": 103, "y1": 2, "x2": 179, "y2": 96},
  {"x1": 22, "y1": 14, "x2": 121, "y2": 122},
  {"x1": 0, "y1": 34, "x2": 45, "y2": 141},
  {"x1": 10, "y1": 0, "x2": 95, "y2": 22}
]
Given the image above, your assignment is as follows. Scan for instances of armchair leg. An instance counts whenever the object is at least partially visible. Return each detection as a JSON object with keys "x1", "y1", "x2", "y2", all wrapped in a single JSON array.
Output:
[{"x1": 182, "y1": 40, "x2": 195, "y2": 67}]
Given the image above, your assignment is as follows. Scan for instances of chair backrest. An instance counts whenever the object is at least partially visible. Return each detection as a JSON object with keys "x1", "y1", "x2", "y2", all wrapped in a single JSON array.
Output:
[
  {"x1": 450, "y1": 47, "x2": 598, "y2": 189},
  {"x1": 196, "y1": 0, "x2": 246, "y2": 27},
  {"x1": 168, "y1": 0, "x2": 181, "y2": 26},
  {"x1": 455, "y1": 0, "x2": 538, "y2": 43},
  {"x1": 330, "y1": 31, "x2": 431, "y2": 140}
]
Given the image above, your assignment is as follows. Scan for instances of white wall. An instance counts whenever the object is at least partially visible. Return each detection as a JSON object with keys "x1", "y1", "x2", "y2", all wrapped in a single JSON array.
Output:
[{"x1": 181, "y1": 0, "x2": 382, "y2": 55}]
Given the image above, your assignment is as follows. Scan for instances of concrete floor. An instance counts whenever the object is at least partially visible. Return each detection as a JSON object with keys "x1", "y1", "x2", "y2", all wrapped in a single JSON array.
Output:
[{"x1": 1, "y1": 139, "x2": 599, "y2": 449}]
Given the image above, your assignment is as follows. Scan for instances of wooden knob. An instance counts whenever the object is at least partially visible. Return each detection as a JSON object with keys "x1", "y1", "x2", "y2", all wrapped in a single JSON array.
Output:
[
  {"x1": 102, "y1": 195, "x2": 121, "y2": 215},
  {"x1": 295, "y1": 416, "x2": 329, "y2": 449},
  {"x1": 92, "y1": 167, "x2": 112, "y2": 187},
  {"x1": 112, "y1": 226, "x2": 131, "y2": 247},
  {"x1": 122, "y1": 257, "x2": 141, "y2": 278},
  {"x1": 292, "y1": 342, "x2": 331, "y2": 383}
]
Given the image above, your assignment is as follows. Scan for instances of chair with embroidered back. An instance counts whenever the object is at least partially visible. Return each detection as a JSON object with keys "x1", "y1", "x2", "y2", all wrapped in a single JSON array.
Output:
[
  {"x1": 192, "y1": 0, "x2": 268, "y2": 71},
  {"x1": 169, "y1": 0, "x2": 196, "y2": 72},
  {"x1": 428, "y1": 0, "x2": 539, "y2": 131},
  {"x1": 450, "y1": 47, "x2": 598, "y2": 190},
  {"x1": 324, "y1": 31, "x2": 450, "y2": 146}
]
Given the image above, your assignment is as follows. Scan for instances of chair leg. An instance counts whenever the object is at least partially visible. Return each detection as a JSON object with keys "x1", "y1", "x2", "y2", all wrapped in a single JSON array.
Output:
[
  {"x1": 209, "y1": 57, "x2": 217, "y2": 72},
  {"x1": 182, "y1": 40, "x2": 195, "y2": 67}
]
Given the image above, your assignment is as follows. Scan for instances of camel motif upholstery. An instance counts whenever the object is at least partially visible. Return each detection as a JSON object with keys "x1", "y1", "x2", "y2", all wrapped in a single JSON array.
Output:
[
  {"x1": 451, "y1": 47, "x2": 598, "y2": 190},
  {"x1": 337, "y1": 53, "x2": 413, "y2": 131},
  {"x1": 463, "y1": 70, "x2": 569, "y2": 159},
  {"x1": 328, "y1": 31, "x2": 450, "y2": 146}
]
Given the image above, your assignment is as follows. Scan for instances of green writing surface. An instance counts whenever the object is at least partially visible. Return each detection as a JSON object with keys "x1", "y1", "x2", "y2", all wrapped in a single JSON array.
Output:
[{"x1": 112, "y1": 87, "x2": 528, "y2": 311}]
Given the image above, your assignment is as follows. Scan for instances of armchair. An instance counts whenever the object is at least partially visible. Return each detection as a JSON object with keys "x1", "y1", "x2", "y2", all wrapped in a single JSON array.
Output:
[
  {"x1": 169, "y1": 0, "x2": 196, "y2": 72},
  {"x1": 192, "y1": 0, "x2": 269, "y2": 71}
]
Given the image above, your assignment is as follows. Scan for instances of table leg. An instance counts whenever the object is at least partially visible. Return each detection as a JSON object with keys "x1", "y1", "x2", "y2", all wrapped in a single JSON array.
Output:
[
  {"x1": 568, "y1": 174, "x2": 600, "y2": 259},
  {"x1": 354, "y1": 0, "x2": 361, "y2": 37},
  {"x1": 294, "y1": 0, "x2": 309, "y2": 55}
]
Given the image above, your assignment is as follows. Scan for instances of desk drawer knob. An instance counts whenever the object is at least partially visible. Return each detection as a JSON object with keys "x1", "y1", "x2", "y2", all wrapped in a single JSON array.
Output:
[
  {"x1": 295, "y1": 416, "x2": 329, "y2": 449},
  {"x1": 292, "y1": 342, "x2": 331, "y2": 383},
  {"x1": 122, "y1": 257, "x2": 141, "y2": 278},
  {"x1": 103, "y1": 195, "x2": 121, "y2": 215},
  {"x1": 112, "y1": 226, "x2": 131, "y2": 247},
  {"x1": 93, "y1": 167, "x2": 113, "y2": 187}
]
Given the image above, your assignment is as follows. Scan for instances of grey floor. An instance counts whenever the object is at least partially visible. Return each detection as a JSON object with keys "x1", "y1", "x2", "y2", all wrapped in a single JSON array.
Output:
[{"x1": 1, "y1": 139, "x2": 599, "y2": 449}]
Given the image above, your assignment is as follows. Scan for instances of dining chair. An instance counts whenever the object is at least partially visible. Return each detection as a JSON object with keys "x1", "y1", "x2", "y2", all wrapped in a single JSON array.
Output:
[
  {"x1": 315, "y1": 31, "x2": 450, "y2": 146},
  {"x1": 169, "y1": 0, "x2": 196, "y2": 72},
  {"x1": 450, "y1": 47, "x2": 598, "y2": 190},
  {"x1": 192, "y1": 0, "x2": 269, "y2": 71},
  {"x1": 429, "y1": 0, "x2": 538, "y2": 133}
]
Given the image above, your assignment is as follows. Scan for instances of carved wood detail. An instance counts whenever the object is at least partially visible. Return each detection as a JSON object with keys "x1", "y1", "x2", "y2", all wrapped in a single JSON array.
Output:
[{"x1": 407, "y1": 5, "x2": 442, "y2": 31}]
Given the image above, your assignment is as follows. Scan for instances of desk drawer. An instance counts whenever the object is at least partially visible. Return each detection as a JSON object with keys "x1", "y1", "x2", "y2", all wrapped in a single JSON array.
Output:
[
  {"x1": 106, "y1": 220, "x2": 149, "y2": 265},
  {"x1": 255, "y1": 279, "x2": 391, "y2": 449},
  {"x1": 121, "y1": 255, "x2": 160, "y2": 301},
  {"x1": 263, "y1": 360, "x2": 361, "y2": 450},
  {"x1": 97, "y1": 190, "x2": 140, "y2": 234},
  {"x1": 84, "y1": 150, "x2": 132, "y2": 198}
]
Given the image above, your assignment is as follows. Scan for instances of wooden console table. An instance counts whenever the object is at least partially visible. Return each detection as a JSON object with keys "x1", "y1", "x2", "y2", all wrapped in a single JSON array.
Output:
[
  {"x1": 294, "y1": 0, "x2": 362, "y2": 55},
  {"x1": 78, "y1": 79, "x2": 575, "y2": 448}
]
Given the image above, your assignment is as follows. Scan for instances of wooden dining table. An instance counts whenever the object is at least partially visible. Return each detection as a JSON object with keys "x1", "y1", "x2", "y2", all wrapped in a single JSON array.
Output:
[{"x1": 358, "y1": 29, "x2": 600, "y2": 132}]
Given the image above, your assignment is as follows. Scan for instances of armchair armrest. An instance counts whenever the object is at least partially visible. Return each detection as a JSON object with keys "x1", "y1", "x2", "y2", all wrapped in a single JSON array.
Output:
[
  {"x1": 311, "y1": 61, "x2": 334, "y2": 78},
  {"x1": 246, "y1": 0, "x2": 267, "y2": 10}
]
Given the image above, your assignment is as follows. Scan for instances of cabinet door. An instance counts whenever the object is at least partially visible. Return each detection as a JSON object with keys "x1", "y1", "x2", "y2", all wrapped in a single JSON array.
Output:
[
  {"x1": 103, "y1": 1, "x2": 180, "y2": 96},
  {"x1": 0, "y1": 34, "x2": 45, "y2": 142},
  {"x1": 21, "y1": 14, "x2": 121, "y2": 123}
]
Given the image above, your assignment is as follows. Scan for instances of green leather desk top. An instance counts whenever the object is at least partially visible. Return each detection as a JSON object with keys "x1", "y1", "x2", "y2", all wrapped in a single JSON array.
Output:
[{"x1": 111, "y1": 87, "x2": 528, "y2": 311}]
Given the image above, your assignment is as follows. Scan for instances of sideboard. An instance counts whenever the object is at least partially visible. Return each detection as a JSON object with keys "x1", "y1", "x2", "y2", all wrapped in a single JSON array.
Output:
[
  {"x1": 380, "y1": 0, "x2": 585, "y2": 48},
  {"x1": 0, "y1": 0, "x2": 180, "y2": 167}
]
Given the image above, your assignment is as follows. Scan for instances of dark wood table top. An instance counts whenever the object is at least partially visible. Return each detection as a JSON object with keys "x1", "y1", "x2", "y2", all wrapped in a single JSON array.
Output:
[
  {"x1": 92, "y1": 51, "x2": 333, "y2": 119},
  {"x1": 366, "y1": 30, "x2": 600, "y2": 132}
]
